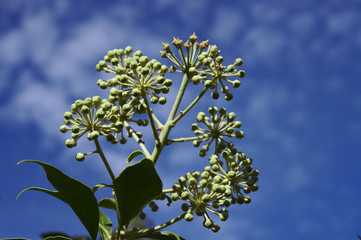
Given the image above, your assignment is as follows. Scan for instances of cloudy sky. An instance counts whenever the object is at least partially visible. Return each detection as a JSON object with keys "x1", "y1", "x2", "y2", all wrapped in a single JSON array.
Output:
[{"x1": 1, "y1": 0, "x2": 361, "y2": 239}]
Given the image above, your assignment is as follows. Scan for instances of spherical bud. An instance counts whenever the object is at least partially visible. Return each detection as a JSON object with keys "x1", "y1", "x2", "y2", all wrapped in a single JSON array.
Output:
[
  {"x1": 158, "y1": 97, "x2": 167, "y2": 105},
  {"x1": 125, "y1": 46, "x2": 133, "y2": 56},
  {"x1": 181, "y1": 191, "x2": 190, "y2": 200},
  {"x1": 65, "y1": 139, "x2": 77, "y2": 148},
  {"x1": 214, "y1": 175, "x2": 222, "y2": 184},
  {"x1": 211, "y1": 224, "x2": 220, "y2": 233},
  {"x1": 202, "y1": 57, "x2": 212, "y2": 66},
  {"x1": 104, "y1": 55, "x2": 111, "y2": 62},
  {"x1": 132, "y1": 88, "x2": 141, "y2": 97},
  {"x1": 220, "y1": 210, "x2": 229, "y2": 221},
  {"x1": 163, "y1": 79, "x2": 172, "y2": 87},
  {"x1": 59, "y1": 125, "x2": 69, "y2": 133},
  {"x1": 215, "y1": 56, "x2": 223, "y2": 63},
  {"x1": 189, "y1": 67, "x2": 197, "y2": 75},
  {"x1": 227, "y1": 170, "x2": 236, "y2": 179},
  {"x1": 187, "y1": 177, "x2": 197, "y2": 186},
  {"x1": 199, "y1": 179, "x2": 208, "y2": 188},
  {"x1": 208, "y1": 106, "x2": 218, "y2": 115},
  {"x1": 199, "y1": 150, "x2": 206, "y2": 157},
  {"x1": 149, "y1": 201, "x2": 158, "y2": 212},
  {"x1": 115, "y1": 49, "x2": 124, "y2": 57},
  {"x1": 232, "y1": 80, "x2": 241, "y2": 88},
  {"x1": 201, "y1": 171, "x2": 210, "y2": 179},
  {"x1": 153, "y1": 62, "x2": 162, "y2": 70},
  {"x1": 234, "y1": 58, "x2": 243, "y2": 66},
  {"x1": 238, "y1": 70, "x2": 245, "y2": 78},
  {"x1": 141, "y1": 67, "x2": 150, "y2": 75},
  {"x1": 160, "y1": 65, "x2": 168, "y2": 73},
  {"x1": 119, "y1": 137, "x2": 127, "y2": 144},
  {"x1": 211, "y1": 91, "x2": 220, "y2": 99},
  {"x1": 170, "y1": 192, "x2": 179, "y2": 201},
  {"x1": 133, "y1": 50, "x2": 143, "y2": 58},
  {"x1": 251, "y1": 185, "x2": 259, "y2": 192},
  {"x1": 184, "y1": 40, "x2": 192, "y2": 49},
  {"x1": 71, "y1": 125, "x2": 80, "y2": 134},
  {"x1": 150, "y1": 96, "x2": 159, "y2": 104},
  {"x1": 169, "y1": 65, "x2": 176, "y2": 72},
  {"x1": 204, "y1": 219, "x2": 213, "y2": 228},
  {"x1": 189, "y1": 33, "x2": 198, "y2": 43},
  {"x1": 212, "y1": 184, "x2": 220, "y2": 192},
  {"x1": 243, "y1": 196, "x2": 251, "y2": 204},
  {"x1": 193, "y1": 140, "x2": 200, "y2": 147},
  {"x1": 225, "y1": 93, "x2": 233, "y2": 101},
  {"x1": 181, "y1": 203, "x2": 189, "y2": 212},
  {"x1": 196, "y1": 112, "x2": 205, "y2": 122},
  {"x1": 185, "y1": 213, "x2": 193, "y2": 222},
  {"x1": 75, "y1": 153, "x2": 85, "y2": 162},
  {"x1": 64, "y1": 112, "x2": 73, "y2": 120},
  {"x1": 192, "y1": 75, "x2": 201, "y2": 85},
  {"x1": 111, "y1": 58, "x2": 119, "y2": 66},
  {"x1": 209, "y1": 157, "x2": 218, "y2": 166},
  {"x1": 178, "y1": 176, "x2": 187, "y2": 185},
  {"x1": 235, "y1": 131, "x2": 244, "y2": 139},
  {"x1": 204, "y1": 80, "x2": 213, "y2": 88},
  {"x1": 226, "y1": 65, "x2": 235, "y2": 72}
]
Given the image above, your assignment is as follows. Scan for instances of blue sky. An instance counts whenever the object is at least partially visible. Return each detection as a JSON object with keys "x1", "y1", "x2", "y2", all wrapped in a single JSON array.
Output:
[{"x1": 1, "y1": 0, "x2": 361, "y2": 239}]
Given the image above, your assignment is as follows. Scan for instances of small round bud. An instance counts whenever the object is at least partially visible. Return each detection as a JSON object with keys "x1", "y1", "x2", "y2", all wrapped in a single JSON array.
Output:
[
  {"x1": 193, "y1": 140, "x2": 201, "y2": 147},
  {"x1": 187, "y1": 177, "x2": 197, "y2": 186},
  {"x1": 132, "y1": 88, "x2": 141, "y2": 97},
  {"x1": 225, "y1": 93, "x2": 233, "y2": 101},
  {"x1": 181, "y1": 191, "x2": 190, "y2": 200},
  {"x1": 243, "y1": 196, "x2": 251, "y2": 204},
  {"x1": 228, "y1": 170, "x2": 236, "y2": 178},
  {"x1": 204, "y1": 219, "x2": 213, "y2": 228},
  {"x1": 201, "y1": 171, "x2": 210, "y2": 179},
  {"x1": 125, "y1": 46, "x2": 133, "y2": 55},
  {"x1": 234, "y1": 58, "x2": 243, "y2": 66},
  {"x1": 238, "y1": 70, "x2": 245, "y2": 78},
  {"x1": 75, "y1": 153, "x2": 85, "y2": 162},
  {"x1": 211, "y1": 91, "x2": 219, "y2": 99},
  {"x1": 170, "y1": 192, "x2": 179, "y2": 201},
  {"x1": 235, "y1": 131, "x2": 244, "y2": 139},
  {"x1": 214, "y1": 175, "x2": 222, "y2": 183},
  {"x1": 204, "y1": 80, "x2": 213, "y2": 88},
  {"x1": 208, "y1": 106, "x2": 218, "y2": 115},
  {"x1": 163, "y1": 79, "x2": 172, "y2": 87},
  {"x1": 233, "y1": 80, "x2": 241, "y2": 88},
  {"x1": 59, "y1": 125, "x2": 69, "y2": 133},
  {"x1": 199, "y1": 179, "x2": 208, "y2": 188},
  {"x1": 185, "y1": 213, "x2": 193, "y2": 222},
  {"x1": 65, "y1": 139, "x2": 76, "y2": 148},
  {"x1": 199, "y1": 150, "x2": 206, "y2": 157},
  {"x1": 64, "y1": 112, "x2": 73, "y2": 120},
  {"x1": 181, "y1": 203, "x2": 189, "y2": 211},
  {"x1": 158, "y1": 97, "x2": 167, "y2": 105}
]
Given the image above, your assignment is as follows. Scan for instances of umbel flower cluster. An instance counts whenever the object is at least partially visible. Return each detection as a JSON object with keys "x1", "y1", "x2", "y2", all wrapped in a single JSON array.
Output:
[{"x1": 56, "y1": 33, "x2": 257, "y2": 238}]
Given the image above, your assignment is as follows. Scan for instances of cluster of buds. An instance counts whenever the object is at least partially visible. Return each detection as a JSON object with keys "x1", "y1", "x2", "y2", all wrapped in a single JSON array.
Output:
[
  {"x1": 59, "y1": 97, "x2": 147, "y2": 160},
  {"x1": 167, "y1": 148, "x2": 258, "y2": 232},
  {"x1": 161, "y1": 33, "x2": 245, "y2": 100},
  {"x1": 170, "y1": 171, "x2": 230, "y2": 232},
  {"x1": 206, "y1": 150, "x2": 259, "y2": 203},
  {"x1": 96, "y1": 47, "x2": 171, "y2": 105},
  {"x1": 191, "y1": 107, "x2": 244, "y2": 157}
]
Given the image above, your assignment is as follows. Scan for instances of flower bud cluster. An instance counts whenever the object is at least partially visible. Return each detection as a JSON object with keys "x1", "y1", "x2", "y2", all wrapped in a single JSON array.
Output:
[
  {"x1": 206, "y1": 150, "x2": 259, "y2": 203},
  {"x1": 59, "y1": 97, "x2": 124, "y2": 148},
  {"x1": 161, "y1": 34, "x2": 245, "y2": 101},
  {"x1": 170, "y1": 171, "x2": 230, "y2": 232},
  {"x1": 191, "y1": 45, "x2": 245, "y2": 101},
  {"x1": 169, "y1": 148, "x2": 258, "y2": 232},
  {"x1": 95, "y1": 47, "x2": 171, "y2": 105},
  {"x1": 191, "y1": 107, "x2": 244, "y2": 157}
]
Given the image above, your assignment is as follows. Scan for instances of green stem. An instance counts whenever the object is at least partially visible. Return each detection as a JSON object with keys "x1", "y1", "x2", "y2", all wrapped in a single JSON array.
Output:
[
  {"x1": 123, "y1": 121, "x2": 151, "y2": 158},
  {"x1": 94, "y1": 138, "x2": 115, "y2": 181},
  {"x1": 123, "y1": 212, "x2": 186, "y2": 237},
  {"x1": 167, "y1": 135, "x2": 208, "y2": 144},
  {"x1": 142, "y1": 91, "x2": 160, "y2": 144},
  {"x1": 172, "y1": 86, "x2": 209, "y2": 124},
  {"x1": 151, "y1": 73, "x2": 190, "y2": 164}
]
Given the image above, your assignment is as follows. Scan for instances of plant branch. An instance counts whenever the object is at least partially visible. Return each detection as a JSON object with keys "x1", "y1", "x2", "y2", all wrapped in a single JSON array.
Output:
[
  {"x1": 94, "y1": 138, "x2": 115, "y2": 181},
  {"x1": 123, "y1": 121, "x2": 151, "y2": 158}
]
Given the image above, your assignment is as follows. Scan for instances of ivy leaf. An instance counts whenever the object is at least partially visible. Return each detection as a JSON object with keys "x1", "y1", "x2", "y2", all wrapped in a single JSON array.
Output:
[
  {"x1": 99, "y1": 210, "x2": 112, "y2": 240},
  {"x1": 140, "y1": 231, "x2": 186, "y2": 240},
  {"x1": 113, "y1": 158, "x2": 162, "y2": 227},
  {"x1": 98, "y1": 198, "x2": 117, "y2": 210},
  {"x1": 126, "y1": 150, "x2": 145, "y2": 163},
  {"x1": 43, "y1": 236, "x2": 73, "y2": 240},
  {"x1": 17, "y1": 160, "x2": 99, "y2": 240}
]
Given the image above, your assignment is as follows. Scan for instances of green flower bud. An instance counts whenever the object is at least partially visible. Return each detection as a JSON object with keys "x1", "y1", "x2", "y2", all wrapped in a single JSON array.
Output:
[
  {"x1": 64, "y1": 111, "x2": 73, "y2": 120},
  {"x1": 59, "y1": 125, "x2": 69, "y2": 133},
  {"x1": 133, "y1": 50, "x2": 143, "y2": 57},
  {"x1": 185, "y1": 213, "x2": 193, "y2": 222},
  {"x1": 170, "y1": 192, "x2": 179, "y2": 201},
  {"x1": 199, "y1": 179, "x2": 208, "y2": 188},
  {"x1": 119, "y1": 137, "x2": 127, "y2": 144},
  {"x1": 235, "y1": 131, "x2": 244, "y2": 139},
  {"x1": 81, "y1": 105, "x2": 90, "y2": 114},
  {"x1": 234, "y1": 58, "x2": 243, "y2": 66},
  {"x1": 163, "y1": 79, "x2": 172, "y2": 87},
  {"x1": 158, "y1": 97, "x2": 167, "y2": 105},
  {"x1": 181, "y1": 203, "x2": 189, "y2": 211},
  {"x1": 193, "y1": 140, "x2": 201, "y2": 147},
  {"x1": 214, "y1": 175, "x2": 222, "y2": 184},
  {"x1": 216, "y1": 56, "x2": 223, "y2": 63},
  {"x1": 233, "y1": 80, "x2": 241, "y2": 88},
  {"x1": 181, "y1": 191, "x2": 190, "y2": 200},
  {"x1": 212, "y1": 184, "x2": 220, "y2": 192},
  {"x1": 238, "y1": 70, "x2": 245, "y2": 78},
  {"x1": 75, "y1": 153, "x2": 85, "y2": 162},
  {"x1": 204, "y1": 219, "x2": 213, "y2": 228},
  {"x1": 211, "y1": 91, "x2": 220, "y2": 99},
  {"x1": 187, "y1": 177, "x2": 197, "y2": 186},
  {"x1": 208, "y1": 106, "x2": 218, "y2": 115},
  {"x1": 199, "y1": 149, "x2": 206, "y2": 157},
  {"x1": 225, "y1": 93, "x2": 233, "y2": 101},
  {"x1": 201, "y1": 171, "x2": 210, "y2": 179},
  {"x1": 202, "y1": 57, "x2": 212, "y2": 66},
  {"x1": 227, "y1": 170, "x2": 236, "y2": 178},
  {"x1": 243, "y1": 196, "x2": 251, "y2": 204},
  {"x1": 226, "y1": 65, "x2": 235, "y2": 72},
  {"x1": 125, "y1": 46, "x2": 133, "y2": 56},
  {"x1": 71, "y1": 125, "x2": 80, "y2": 134},
  {"x1": 204, "y1": 80, "x2": 213, "y2": 88},
  {"x1": 65, "y1": 139, "x2": 76, "y2": 148},
  {"x1": 196, "y1": 112, "x2": 205, "y2": 122},
  {"x1": 150, "y1": 96, "x2": 158, "y2": 104},
  {"x1": 132, "y1": 88, "x2": 141, "y2": 97},
  {"x1": 160, "y1": 65, "x2": 168, "y2": 73},
  {"x1": 111, "y1": 58, "x2": 119, "y2": 66},
  {"x1": 250, "y1": 185, "x2": 259, "y2": 192}
]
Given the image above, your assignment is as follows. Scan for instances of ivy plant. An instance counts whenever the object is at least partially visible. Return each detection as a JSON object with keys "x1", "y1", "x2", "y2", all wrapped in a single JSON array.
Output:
[{"x1": 16, "y1": 33, "x2": 259, "y2": 240}]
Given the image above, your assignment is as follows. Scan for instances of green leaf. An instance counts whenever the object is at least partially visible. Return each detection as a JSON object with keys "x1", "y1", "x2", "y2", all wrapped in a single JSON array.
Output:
[
  {"x1": 43, "y1": 236, "x2": 73, "y2": 240},
  {"x1": 141, "y1": 231, "x2": 186, "y2": 240},
  {"x1": 17, "y1": 160, "x2": 99, "y2": 240},
  {"x1": 126, "y1": 150, "x2": 145, "y2": 163},
  {"x1": 99, "y1": 210, "x2": 112, "y2": 240},
  {"x1": 99, "y1": 198, "x2": 117, "y2": 210},
  {"x1": 113, "y1": 158, "x2": 162, "y2": 227}
]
